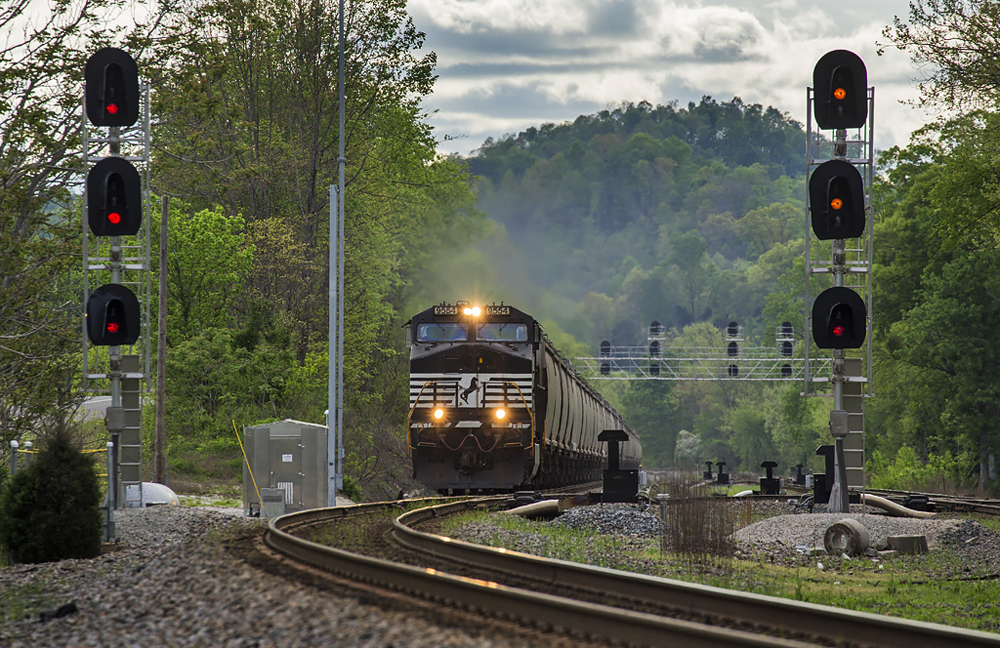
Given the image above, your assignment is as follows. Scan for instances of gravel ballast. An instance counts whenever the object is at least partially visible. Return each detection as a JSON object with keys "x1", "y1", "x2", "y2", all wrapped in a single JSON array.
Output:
[{"x1": 0, "y1": 506, "x2": 566, "y2": 648}]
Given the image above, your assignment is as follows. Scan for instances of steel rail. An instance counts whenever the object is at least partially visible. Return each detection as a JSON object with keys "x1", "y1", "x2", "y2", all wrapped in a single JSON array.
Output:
[
  {"x1": 390, "y1": 500, "x2": 1000, "y2": 648},
  {"x1": 265, "y1": 500, "x2": 818, "y2": 648}
]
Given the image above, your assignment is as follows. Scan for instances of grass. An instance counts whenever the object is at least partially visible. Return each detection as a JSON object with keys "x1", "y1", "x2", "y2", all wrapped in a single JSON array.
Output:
[
  {"x1": 308, "y1": 500, "x2": 449, "y2": 548},
  {"x1": 442, "y1": 508, "x2": 1000, "y2": 634},
  {"x1": 179, "y1": 495, "x2": 242, "y2": 508}
]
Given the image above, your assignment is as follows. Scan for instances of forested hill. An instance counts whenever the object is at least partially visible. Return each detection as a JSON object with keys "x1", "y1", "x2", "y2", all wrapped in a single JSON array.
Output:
[
  {"x1": 469, "y1": 97, "x2": 804, "y2": 187},
  {"x1": 460, "y1": 97, "x2": 807, "y2": 348}
]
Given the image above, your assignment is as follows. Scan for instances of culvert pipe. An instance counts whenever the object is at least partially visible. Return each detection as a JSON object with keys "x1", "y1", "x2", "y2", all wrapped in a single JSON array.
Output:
[{"x1": 824, "y1": 518, "x2": 870, "y2": 556}]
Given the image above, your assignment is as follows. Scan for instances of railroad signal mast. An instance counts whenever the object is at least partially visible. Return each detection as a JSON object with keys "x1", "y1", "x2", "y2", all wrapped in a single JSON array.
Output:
[
  {"x1": 806, "y1": 50, "x2": 873, "y2": 513},
  {"x1": 83, "y1": 48, "x2": 151, "y2": 522}
]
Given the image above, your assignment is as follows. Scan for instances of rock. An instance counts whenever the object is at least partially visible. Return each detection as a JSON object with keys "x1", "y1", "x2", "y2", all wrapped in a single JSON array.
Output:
[{"x1": 38, "y1": 602, "x2": 77, "y2": 623}]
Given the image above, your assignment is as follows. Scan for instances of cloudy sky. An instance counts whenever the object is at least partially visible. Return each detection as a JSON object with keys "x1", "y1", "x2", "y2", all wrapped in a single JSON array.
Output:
[{"x1": 405, "y1": 0, "x2": 933, "y2": 157}]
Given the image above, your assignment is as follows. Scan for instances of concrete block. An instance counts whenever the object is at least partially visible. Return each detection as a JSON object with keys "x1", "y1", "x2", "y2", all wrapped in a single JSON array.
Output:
[{"x1": 887, "y1": 535, "x2": 928, "y2": 555}]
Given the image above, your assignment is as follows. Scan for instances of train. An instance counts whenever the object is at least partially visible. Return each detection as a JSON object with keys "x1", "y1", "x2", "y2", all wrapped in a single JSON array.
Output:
[{"x1": 406, "y1": 301, "x2": 641, "y2": 493}]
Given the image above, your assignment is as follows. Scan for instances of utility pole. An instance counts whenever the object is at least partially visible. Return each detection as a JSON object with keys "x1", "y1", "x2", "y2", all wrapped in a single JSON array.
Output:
[{"x1": 327, "y1": 0, "x2": 347, "y2": 506}]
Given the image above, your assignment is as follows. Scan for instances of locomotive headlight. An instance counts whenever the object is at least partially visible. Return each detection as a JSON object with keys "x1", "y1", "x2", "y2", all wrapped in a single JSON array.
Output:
[
  {"x1": 463, "y1": 306, "x2": 481, "y2": 317},
  {"x1": 433, "y1": 408, "x2": 445, "y2": 420},
  {"x1": 495, "y1": 408, "x2": 506, "y2": 420}
]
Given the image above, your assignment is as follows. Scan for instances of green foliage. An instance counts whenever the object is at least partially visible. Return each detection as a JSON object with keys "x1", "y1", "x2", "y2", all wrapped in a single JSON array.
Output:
[
  {"x1": 871, "y1": 109, "x2": 1000, "y2": 490},
  {"x1": 339, "y1": 475, "x2": 363, "y2": 502},
  {"x1": 620, "y1": 381, "x2": 681, "y2": 469},
  {"x1": 0, "y1": 430, "x2": 102, "y2": 563},
  {"x1": 161, "y1": 201, "x2": 253, "y2": 343},
  {"x1": 866, "y1": 446, "x2": 972, "y2": 492}
]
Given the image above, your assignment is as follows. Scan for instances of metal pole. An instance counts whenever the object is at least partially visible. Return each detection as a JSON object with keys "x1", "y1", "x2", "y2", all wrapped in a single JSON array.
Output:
[
  {"x1": 803, "y1": 87, "x2": 812, "y2": 396},
  {"x1": 827, "y1": 125, "x2": 851, "y2": 514},
  {"x1": 82, "y1": 91, "x2": 90, "y2": 389},
  {"x1": 105, "y1": 441, "x2": 115, "y2": 542},
  {"x1": 337, "y1": 0, "x2": 346, "y2": 492},
  {"x1": 155, "y1": 196, "x2": 168, "y2": 484},
  {"x1": 326, "y1": 185, "x2": 338, "y2": 506},
  {"x1": 9, "y1": 440, "x2": 17, "y2": 477}
]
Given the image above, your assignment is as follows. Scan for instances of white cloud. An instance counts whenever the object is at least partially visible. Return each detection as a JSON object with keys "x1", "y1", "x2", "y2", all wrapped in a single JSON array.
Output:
[
  {"x1": 407, "y1": 0, "x2": 929, "y2": 155},
  {"x1": 407, "y1": 0, "x2": 594, "y2": 35}
]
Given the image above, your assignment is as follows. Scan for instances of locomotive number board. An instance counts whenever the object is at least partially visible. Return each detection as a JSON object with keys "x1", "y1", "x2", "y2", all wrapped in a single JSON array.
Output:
[
  {"x1": 485, "y1": 305, "x2": 510, "y2": 315},
  {"x1": 433, "y1": 305, "x2": 459, "y2": 315}
]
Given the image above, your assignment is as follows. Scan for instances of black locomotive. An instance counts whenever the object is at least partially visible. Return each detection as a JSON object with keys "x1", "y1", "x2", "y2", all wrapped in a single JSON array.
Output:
[{"x1": 406, "y1": 301, "x2": 641, "y2": 493}]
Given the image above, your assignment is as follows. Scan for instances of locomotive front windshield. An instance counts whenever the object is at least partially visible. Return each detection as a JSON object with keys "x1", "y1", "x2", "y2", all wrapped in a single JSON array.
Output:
[
  {"x1": 416, "y1": 322, "x2": 467, "y2": 342},
  {"x1": 477, "y1": 322, "x2": 528, "y2": 342}
]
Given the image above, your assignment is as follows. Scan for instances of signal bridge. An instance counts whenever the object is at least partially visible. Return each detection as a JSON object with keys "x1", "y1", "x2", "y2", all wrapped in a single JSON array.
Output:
[{"x1": 573, "y1": 322, "x2": 832, "y2": 382}]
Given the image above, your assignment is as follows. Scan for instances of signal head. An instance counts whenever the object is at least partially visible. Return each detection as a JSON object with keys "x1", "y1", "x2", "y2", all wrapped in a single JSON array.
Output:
[
  {"x1": 813, "y1": 49, "x2": 868, "y2": 130},
  {"x1": 86, "y1": 284, "x2": 140, "y2": 346},
  {"x1": 87, "y1": 157, "x2": 142, "y2": 236},
  {"x1": 809, "y1": 159, "x2": 865, "y2": 240},
  {"x1": 85, "y1": 48, "x2": 140, "y2": 127},
  {"x1": 812, "y1": 287, "x2": 866, "y2": 349}
]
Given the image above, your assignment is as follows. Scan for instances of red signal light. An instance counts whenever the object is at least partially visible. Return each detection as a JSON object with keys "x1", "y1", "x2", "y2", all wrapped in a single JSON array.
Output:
[
  {"x1": 108, "y1": 212, "x2": 122, "y2": 224},
  {"x1": 107, "y1": 321, "x2": 120, "y2": 334},
  {"x1": 106, "y1": 103, "x2": 119, "y2": 115},
  {"x1": 832, "y1": 324, "x2": 845, "y2": 337}
]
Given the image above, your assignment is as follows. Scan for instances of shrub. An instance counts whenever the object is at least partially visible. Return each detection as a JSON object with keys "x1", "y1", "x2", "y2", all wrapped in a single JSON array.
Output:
[
  {"x1": 0, "y1": 430, "x2": 103, "y2": 563},
  {"x1": 340, "y1": 475, "x2": 363, "y2": 502},
  {"x1": 866, "y1": 446, "x2": 970, "y2": 492}
]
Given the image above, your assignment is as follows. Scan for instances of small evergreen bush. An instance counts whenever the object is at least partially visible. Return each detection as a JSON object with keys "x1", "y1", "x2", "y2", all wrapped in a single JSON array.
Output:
[{"x1": 0, "y1": 430, "x2": 103, "y2": 563}]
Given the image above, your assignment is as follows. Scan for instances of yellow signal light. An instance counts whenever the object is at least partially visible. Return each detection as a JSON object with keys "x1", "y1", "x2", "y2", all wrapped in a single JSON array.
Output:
[
  {"x1": 830, "y1": 198, "x2": 844, "y2": 210},
  {"x1": 833, "y1": 87, "x2": 846, "y2": 100}
]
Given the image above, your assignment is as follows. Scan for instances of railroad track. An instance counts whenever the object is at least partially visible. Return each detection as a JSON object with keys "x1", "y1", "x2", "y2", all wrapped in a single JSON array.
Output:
[
  {"x1": 865, "y1": 489, "x2": 1000, "y2": 516},
  {"x1": 261, "y1": 498, "x2": 1000, "y2": 648}
]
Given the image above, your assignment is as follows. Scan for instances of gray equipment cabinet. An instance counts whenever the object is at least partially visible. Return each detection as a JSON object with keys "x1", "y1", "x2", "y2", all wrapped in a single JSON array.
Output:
[{"x1": 242, "y1": 419, "x2": 329, "y2": 516}]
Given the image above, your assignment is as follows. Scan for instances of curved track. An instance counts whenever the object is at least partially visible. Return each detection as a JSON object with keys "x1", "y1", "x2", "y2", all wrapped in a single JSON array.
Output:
[{"x1": 262, "y1": 498, "x2": 1000, "y2": 648}]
